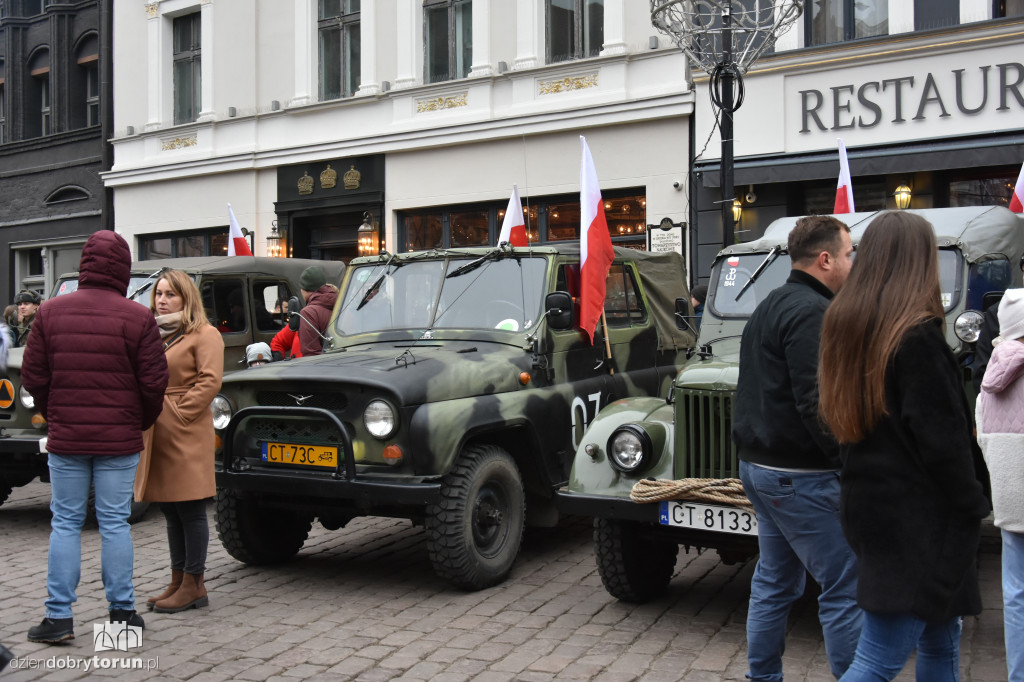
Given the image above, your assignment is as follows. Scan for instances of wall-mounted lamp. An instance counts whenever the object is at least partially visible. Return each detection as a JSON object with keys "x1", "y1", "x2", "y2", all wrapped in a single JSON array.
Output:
[
  {"x1": 732, "y1": 198, "x2": 743, "y2": 223},
  {"x1": 240, "y1": 227, "x2": 255, "y2": 253},
  {"x1": 267, "y1": 221, "x2": 284, "y2": 258},
  {"x1": 894, "y1": 183, "x2": 912, "y2": 210},
  {"x1": 357, "y1": 212, "x2": 379, "y2": 257}
]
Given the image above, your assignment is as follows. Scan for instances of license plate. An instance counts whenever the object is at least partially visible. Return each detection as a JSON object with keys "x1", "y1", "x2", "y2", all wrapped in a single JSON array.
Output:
[
  {"x1": 659, "y1": 501, "x2": 758, "y2": 536},
  {"x1": 261, "y1": 442, "x2": 338, "y2": 468}
]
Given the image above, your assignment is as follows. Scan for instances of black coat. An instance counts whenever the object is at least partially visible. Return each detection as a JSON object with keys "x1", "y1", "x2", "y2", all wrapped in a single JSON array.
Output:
[
  {"x1": 734, "y1": 269, "x2": 840, "y2": 469},
  {"x1": 840, "y1": 321, "x2": 991, "y2": 622}
]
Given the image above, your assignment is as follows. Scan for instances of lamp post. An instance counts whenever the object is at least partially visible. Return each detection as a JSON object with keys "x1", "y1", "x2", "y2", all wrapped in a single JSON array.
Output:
[{"x1": 651, "y1": 0, "x2": 803, "y2": 251}]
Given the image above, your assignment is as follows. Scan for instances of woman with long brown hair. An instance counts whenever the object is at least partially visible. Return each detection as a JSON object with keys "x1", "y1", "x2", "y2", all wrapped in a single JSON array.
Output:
[
  {"x1": 818, "y1": 211, "x2": 991, "y2": 680},
  {"x1": 135, "y1": 269, "x2": 224, "y2": 614}
]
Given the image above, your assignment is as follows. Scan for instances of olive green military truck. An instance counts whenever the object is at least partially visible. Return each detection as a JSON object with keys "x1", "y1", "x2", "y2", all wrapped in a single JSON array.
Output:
[
  {"x1": 212, "y1": 244, "x2": 696, "y2": 590},
  {"x1": 557, "y1": 206, "x2": 1024, "y2": 603},
  {"x1": 0, "y1": 256, "x2": 343, "y2": 512}
]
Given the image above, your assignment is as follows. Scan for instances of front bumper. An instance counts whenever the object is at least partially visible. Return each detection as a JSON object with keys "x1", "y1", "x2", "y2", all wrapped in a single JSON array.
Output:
[{"x1": 216, "y1": 406, "x2": 441, "y2": 506}]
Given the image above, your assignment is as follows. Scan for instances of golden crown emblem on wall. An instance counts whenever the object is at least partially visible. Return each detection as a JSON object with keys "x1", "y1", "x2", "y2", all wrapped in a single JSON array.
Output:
[
  {"x1": 297, "y1": 171, "x2": 314, "y2": 195},
  {"x1": 320, "y1": 164, "x2": 337, "y2": 189},
  {"x1": 343, "y1": 165, "x2": 362, "y2": 190}
]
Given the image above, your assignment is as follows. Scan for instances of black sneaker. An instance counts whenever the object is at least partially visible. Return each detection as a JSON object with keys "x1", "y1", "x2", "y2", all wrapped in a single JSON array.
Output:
[
  {"x1": 27, "y1": 617, "x2": 74, "y2": 644},
  {"x1": 109, "y1": 610, "x2": 145, "y2": 629}
]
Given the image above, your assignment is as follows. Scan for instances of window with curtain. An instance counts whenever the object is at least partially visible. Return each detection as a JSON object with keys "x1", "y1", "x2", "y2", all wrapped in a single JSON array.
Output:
[
  {"x1": 74, "y1": 33, "x2": 100, "y2": 129},
  {"x1": 424, "y1": 0, "x2": 472, "y2": 84},
  {"x1": 173, "y1": 13, "x2": 201, "y2": 124},
  {"x1": 806, "y1": 0, "x2": 887, "y2": 46},
  {"x1": 547, "y1": 0, "x2": 603, "y2": 63},
  {"x1": 400, "y1": 189, "x2": 648, "y2": 252},
  {"x1": 319, "y1": 0, "x2": 361, "y2": 100}
]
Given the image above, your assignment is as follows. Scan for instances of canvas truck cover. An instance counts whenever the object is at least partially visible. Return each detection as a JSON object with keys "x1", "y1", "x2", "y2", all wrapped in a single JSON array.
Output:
[{"x1": 721, "y1": 206, "x2": 1024, "y2": 265}]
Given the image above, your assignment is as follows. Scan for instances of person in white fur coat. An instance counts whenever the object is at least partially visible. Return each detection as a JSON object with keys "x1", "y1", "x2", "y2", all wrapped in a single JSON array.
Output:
[{"x1": 977, "y1": 287, "x2": 1024, "y2": 682}]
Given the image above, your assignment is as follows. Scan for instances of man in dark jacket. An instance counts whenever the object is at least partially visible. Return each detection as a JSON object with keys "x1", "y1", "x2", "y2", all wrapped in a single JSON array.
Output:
[
  {"x1": 21, "y1": 231, "x2": 169, "y2": 644},
  {"x1": 297, "y1": 265, "x2": 338, "y2": 356},
  {"x1": 732, "y1": 215, "x2": 860, "y2": 681}
]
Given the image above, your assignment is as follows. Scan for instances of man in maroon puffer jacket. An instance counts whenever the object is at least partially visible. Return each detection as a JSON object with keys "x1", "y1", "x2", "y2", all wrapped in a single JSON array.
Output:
[
  {"x1": 297, "y1": 265, "x2": 338, "y2": 356},
  {"x1": 21, "y1": 231, "x2": 169, "y2": 644}
]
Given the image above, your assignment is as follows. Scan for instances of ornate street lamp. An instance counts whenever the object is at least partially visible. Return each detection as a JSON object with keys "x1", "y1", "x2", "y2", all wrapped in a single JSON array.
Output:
[
  {"x1": 893, "y1": 184, "x2": 912, "y2": 210},
  {"x1": 651, "y1": 0, "x2": 803, "y2": 250},
  {"x1": 267, "y1": 221, "x2": 284, "y2": 258},
  {"x1": 357, "y1": 212, "x2": 379, "y2": 256}
]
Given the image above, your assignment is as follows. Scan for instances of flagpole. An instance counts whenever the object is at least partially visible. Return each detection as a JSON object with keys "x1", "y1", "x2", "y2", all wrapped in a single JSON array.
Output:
[{"x1": 600, "y1": 310, "x2": 614, "y2": 375}]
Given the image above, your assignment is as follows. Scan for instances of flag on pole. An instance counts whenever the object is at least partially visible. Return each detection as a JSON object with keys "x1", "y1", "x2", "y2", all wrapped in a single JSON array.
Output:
[
  {"x1": 228, "y1": 204, "x2": 254, "y2": 256},
  {"x1": 1010, "y1": 161, "x2": 1024, "y2": 213},
  {"x1": 498, "y1": 186, "x2": 528, "y2": 246},
  {"x1": 833, "y1": 139, "x2": 855, "y2": 214},
  {"x1": 579, "y1": 136, "x2": 615, "y2": 345}
]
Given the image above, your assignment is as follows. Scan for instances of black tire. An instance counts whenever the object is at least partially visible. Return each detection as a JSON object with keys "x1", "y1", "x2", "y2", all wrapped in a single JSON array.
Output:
[
  {"x1": 215, "y1": 488, "x2": 311, "y2": 565},
  {"x1": 594, "y1": 517, "x2": 678, "y2": 603},
  {"x1": 425, "y1": 445, "x2": 525, "y2": 590},
  {"x1": 0, "y1": 477, "x2": 12, "y2": 507}
]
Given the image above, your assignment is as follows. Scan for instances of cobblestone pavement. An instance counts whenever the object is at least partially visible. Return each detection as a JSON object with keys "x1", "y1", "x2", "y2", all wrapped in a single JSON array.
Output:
[{"x1": 0, "y1": 481, "x2": 1009, "y2": 681}]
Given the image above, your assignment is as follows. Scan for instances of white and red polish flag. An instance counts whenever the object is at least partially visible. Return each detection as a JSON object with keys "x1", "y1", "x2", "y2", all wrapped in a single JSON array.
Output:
[
  {"x1": 833, "y1": 139, "x2": 856, "y2": 214},
  {"x1": 1010, "y1": 161, "x2": 1024, "y2": 213},
  {"x1": 227, "y1": 203, "x2": 254, "y2": 256},
  {"x1": 579, "y1": 136, "x2": 615, "y2": 345},
  {"x1": 498, "y1": 185, "x2": 529, "y2": 246}
]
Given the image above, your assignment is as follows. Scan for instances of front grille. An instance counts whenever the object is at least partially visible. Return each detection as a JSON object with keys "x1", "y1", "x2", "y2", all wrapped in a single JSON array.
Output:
[
  {"x1": 677, "y1": 389, "x2": 737, "y2": 479},
  {"x1": 256, "y1": 391, "x2": 347, "y2": 411},
  {"x1": 244, "y1": 417, "x2": 342, "y2": 445}
]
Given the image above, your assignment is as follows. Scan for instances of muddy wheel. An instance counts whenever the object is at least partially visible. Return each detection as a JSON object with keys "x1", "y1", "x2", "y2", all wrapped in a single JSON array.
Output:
[
  {"x1": 215, "y1": 488, "x2": 311, "y2": 565},
  {"x1": 594, "y1": 518, "x2": 677, "y2": 603},
  {"x1": 426, "y1": 445, "x2": 525, "y2": 590}
]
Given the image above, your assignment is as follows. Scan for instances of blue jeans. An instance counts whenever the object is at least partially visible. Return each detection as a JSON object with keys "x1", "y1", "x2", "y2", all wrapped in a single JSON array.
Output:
[
  {"x1": 1004, "y1": 530, "x2": 1024, "y2": 682},
  {"x1": 46, "y1": 453, "x2": 140, "y2": 619},
  {"x1": 740, "y1": 461, "x2": 862, "y2": 681},
  {"x1": 839, "y1": 611, "x2": 961, "y2": 681}
]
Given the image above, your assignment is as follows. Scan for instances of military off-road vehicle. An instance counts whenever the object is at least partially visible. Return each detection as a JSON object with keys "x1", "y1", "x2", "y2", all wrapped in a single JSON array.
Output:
[
  {"x1": 0, "y1": 256, "x2": 343, "y2": 511},
  {"x1": 557, "y1": 206, "x2": 1024, "y2": 603},
  {"x1": 212, "y1": 244, "x2": 695, "y2": 590}
]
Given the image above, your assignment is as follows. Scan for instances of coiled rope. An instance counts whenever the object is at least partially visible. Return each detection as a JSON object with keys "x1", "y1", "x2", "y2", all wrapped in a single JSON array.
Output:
[{"x1": 630, "y1": 477, "x2": 753, "y2": 510}]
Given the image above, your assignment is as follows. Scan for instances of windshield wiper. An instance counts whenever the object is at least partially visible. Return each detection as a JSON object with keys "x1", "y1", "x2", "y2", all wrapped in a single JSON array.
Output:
[
  {"x1": 734, "y1": 245, "x2": 781, "y2": 302},
  {"x1": 129, "y1": 268, "x2": 165, "y2": 302},
  {"x1": 356, "y1": 254, "x2": 398, "y2": 310},
  {"x1": 445, "y1": 247, "x2": 508, "y2": 279}
]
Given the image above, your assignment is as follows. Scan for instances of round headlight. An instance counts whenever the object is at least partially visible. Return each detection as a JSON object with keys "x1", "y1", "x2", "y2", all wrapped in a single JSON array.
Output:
[
  {"x1": 364, "y1": 400, "x2": 397, "y2": 439},
  {"x1": 19, "y1": 385, "x2": 34, "y2": 409},
  {"x1": 210, "y1": 395, "x2": 233, "y2": 431},
  {"x1": 607, "y1": 425, "x2": 653, "y2": 474},
  {"x1": 955, "y1": 310, "x2": 984, "y2": 343}
]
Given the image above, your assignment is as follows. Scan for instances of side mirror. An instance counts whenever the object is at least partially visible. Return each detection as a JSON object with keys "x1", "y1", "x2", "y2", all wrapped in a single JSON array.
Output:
[
  {"x1": 674, "y1": 297, "x2": 690, "y2": 329},
  {"x1": 981, "y1": 290, "x2": 1003, "y2": 313},
  {"x1": 545, "y1": 291, "x2": 573, "y2": 331},
  {"x1": 287, "y1": 295, "x2": 303, "y2": 332}
]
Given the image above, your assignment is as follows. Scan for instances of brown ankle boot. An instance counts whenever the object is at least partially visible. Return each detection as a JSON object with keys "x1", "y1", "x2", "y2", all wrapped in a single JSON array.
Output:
[
  {"x1": 146, "y1": 569, "x2": 183, "y2": 611},
  {"x1": 153, "y1": 572, "x2": 208, "y2": 613}
]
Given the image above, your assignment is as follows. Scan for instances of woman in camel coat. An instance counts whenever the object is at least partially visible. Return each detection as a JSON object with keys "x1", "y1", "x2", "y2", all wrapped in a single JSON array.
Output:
[{"x1": 135, "y1": 269, "x2": 224, "y2": 614}]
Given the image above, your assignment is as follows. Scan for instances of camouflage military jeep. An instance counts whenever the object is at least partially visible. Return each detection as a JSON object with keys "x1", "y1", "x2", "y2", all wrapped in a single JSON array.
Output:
[
  {"x1": 557, "y1": 206, "x2": 1024, "y2": 603},
  {"x1": 0, "y1": 255, "x2": 343, "y2": 511},
  {"x1": 212, "y1": 244, "x2": 695, "y2": 590}
]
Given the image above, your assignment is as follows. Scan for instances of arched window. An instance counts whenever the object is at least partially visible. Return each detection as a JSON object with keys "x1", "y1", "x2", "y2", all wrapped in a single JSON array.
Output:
[
  {"x1": 26, "y1": 47, "x2": 50, "y2": 138},
  {"x1": 44, "y1": 186, "x2": 91, "y2": 205},
  {"x1": 73, "y1": 32, "x2": 100, "y2": 129}
]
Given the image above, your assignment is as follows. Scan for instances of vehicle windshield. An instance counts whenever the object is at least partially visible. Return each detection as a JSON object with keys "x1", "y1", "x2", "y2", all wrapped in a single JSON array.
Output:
[
  {"x1": 336, "y1": 256, "x2": 547, "y2": 335},
  {"x1": 53, "y1": 274, "x2": 196, "y2": 306},
  {"x1": 709, "y1": 248, "x2": 961, "y2": 318}
]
